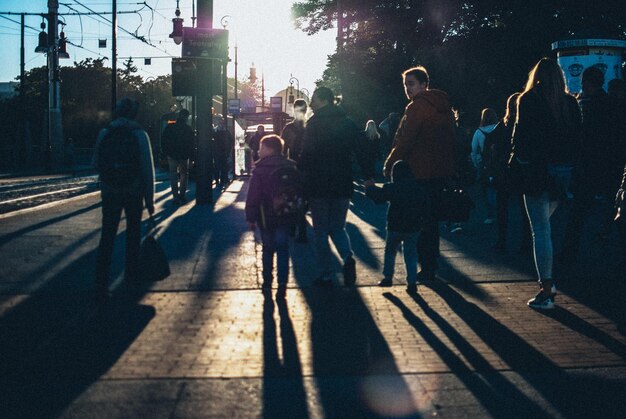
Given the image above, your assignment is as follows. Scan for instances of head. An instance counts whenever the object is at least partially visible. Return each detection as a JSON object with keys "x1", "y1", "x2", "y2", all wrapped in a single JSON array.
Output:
[
  {"x1": 178, "y1": 108, "x2": 190, "y2": 121},
  {"x1": 608, "y1": 78, "x2": 625, "y2": 99},
  {"x1": 391, "y1": 160, "x2": 413, "y2": 182},
  {"x1": 480, "y1": 108, "x2": 498, "y2": 127},
  {"x1": 523, "y1": 57, "x2": 574, "y2": 127},
  {"x1": 582, "y1": 66, "x2": 605, "y2": 96},
  {"x1": 115, "y1": 98, "x2": 139, "y2": 120},
  {"x1": 293, "y1": 98, "x2": 308, "y2": 120},
  {"x1": 503, "y1": 92, "x2": 521, "y2": 126},
  {"x1": 365, "y1": 120, "x2": 378, "y2": 138},
  {"x1": 257, "y1": 125, "x2": 265, "y2": 134},
  {"x1": 402, "y1": 66, "x2": 429, "y2": 100},
  {"x1": 310, "y1": 86, "x2": 334, "y2": 112},
  {"x1": 258, "y1": 134, "x2": 284, "y2": 159}
]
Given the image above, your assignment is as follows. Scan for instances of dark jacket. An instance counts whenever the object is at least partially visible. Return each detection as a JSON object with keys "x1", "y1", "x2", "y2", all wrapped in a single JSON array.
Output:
[
  {"x1": 281, "y1": 120, "x2": 306, "y2": 162},
  {"x1": 300, "y1": 104, "x2": 374, "y2": 199},
  {"x1": 366, "y1": 161, "x2": 429, "y2": 233},
  {"x1": 161, "y1": 120, "x2": 194, "y2": 160},
  {"x1": 384, "y1": 89, "x2": 456, "y2": 180},
  {"x1": 510, "y1": 88, "x2": 581, "y2": 194},
  {"x1": 245, "y1": 154, "x2": 297, "y2": 228}
]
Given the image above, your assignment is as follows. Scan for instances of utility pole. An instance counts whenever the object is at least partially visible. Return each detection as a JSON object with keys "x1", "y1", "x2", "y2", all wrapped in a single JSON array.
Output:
[
  {"x1": 195, "y1": 0, "x2": 214, "y2": 204},
  {"x1": 47, "y1": 0, "x2": 64, "y2": 172},
  {"x1": 111, "y1": 0, "x2": 117, "y2": 112}
]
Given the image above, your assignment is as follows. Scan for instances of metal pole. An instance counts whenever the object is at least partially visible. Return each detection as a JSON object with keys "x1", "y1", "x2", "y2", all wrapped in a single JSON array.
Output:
[
  {"x1": 47, "y1": 0, "x2": 64, "y2": 172},
  {"x1": 20, "y1": 14, "x2": 25, "y2": 90},
  {"x1": 111, "y1": 0, "x2": 117, "y2": 113},
  {"x1": 195, "y1": 0, "x2": 214, "y2": 204},
  {"x1": 234, "y1": 44, "x2": 238, "y2": 99}
]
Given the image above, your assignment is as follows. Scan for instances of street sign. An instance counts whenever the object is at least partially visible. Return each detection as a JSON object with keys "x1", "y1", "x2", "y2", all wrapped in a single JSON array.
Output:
[
  {"x1": 182, "y1": 28, "x2": 229, "y2": 60},
  {"x1": 270, "y1": 96, "x2": 283, "y2": 112},
  {"x1": 228, "y1": 98, "x2": 241, "y2": 115}
]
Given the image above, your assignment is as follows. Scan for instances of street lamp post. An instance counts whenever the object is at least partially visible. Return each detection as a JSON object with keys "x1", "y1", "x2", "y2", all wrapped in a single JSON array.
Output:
[{"x1": 289, "y1": 74, "x2": 300, "y2": 99}]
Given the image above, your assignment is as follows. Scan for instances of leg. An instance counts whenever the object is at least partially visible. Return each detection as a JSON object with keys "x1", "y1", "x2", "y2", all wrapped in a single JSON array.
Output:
[
  {"x1": 327, "y1": 198, "x2": 353, "y2": 263},
  {"x1": 96, "y1": 192, "x2": 123, "y2": 291},
  {"x1": 561, "y1": 189, "x2": 594, "y2": 260},
  {"x1": 123, "y1": 193, "x2": 143, "y2": 283},
  {"x1": 168, "y1": 157, "x2": 179, "y2": 199},
  {"x1": 382, "y1": 231, "x2": 401, "y2": 282},
  {"x1": 178, "y1": 159, "x2": 189, "y2": 198},
  {"x1": 309, "y1": 198, "x2": 332, "y2": 279},
  {"x1": 524, "y1": 193, "x2": 558, "y2": 285},
  {"x1": 418, "y1": 180, "x2": 443, "y2": 275},
  {"x1": 260, "y1": 228, "x2": 277, "y2": 286},
  {"x1": 274, "y1": 225, "x2": 291, "y2": 285},
  {"x1": 402, "y1": 232, "x2": 420, "y2": 285},
  {"x1": 495, "y1": 187, "x2": 510, "y2": 249}
]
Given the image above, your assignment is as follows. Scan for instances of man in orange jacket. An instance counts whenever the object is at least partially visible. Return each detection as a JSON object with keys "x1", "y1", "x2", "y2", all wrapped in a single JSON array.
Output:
[{"x1": 384, "y1": 66, "x2": 456, "y2": 281}]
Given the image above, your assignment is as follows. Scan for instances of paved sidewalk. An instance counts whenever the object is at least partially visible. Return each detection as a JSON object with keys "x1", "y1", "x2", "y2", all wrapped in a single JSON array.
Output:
[{"x1": 0, "y1": 179, "x2": 625, "y2": 418}]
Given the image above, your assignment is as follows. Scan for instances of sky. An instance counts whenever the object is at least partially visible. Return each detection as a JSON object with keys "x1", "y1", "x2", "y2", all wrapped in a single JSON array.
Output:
[{"x1": 0, "y1": 0, "x2": 337, "y2": 96}]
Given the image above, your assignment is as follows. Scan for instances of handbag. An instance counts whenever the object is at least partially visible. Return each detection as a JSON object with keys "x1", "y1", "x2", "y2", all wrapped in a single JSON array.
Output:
[
  {"x1": 139, "y1": 217, "x2": 170, "y2": 282},
  {"x1": 436, "y1": 185, "x2": 475, "y2": 222}
]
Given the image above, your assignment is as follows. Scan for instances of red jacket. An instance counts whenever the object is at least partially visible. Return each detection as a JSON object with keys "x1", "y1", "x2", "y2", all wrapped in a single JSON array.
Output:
[{"x1": 384, "y1": 89, "x2": 456, "y2": 180}]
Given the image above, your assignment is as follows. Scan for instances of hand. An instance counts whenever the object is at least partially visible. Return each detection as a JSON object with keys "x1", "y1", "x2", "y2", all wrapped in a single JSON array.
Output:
[{"x1": 247, "y1": 222, "x2": 257, "y2": 231}]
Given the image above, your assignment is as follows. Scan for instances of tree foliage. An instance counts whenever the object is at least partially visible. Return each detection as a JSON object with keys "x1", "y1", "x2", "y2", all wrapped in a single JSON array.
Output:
[{"x1": 293, "y1": 0, "x2": 626, "y2": 126}]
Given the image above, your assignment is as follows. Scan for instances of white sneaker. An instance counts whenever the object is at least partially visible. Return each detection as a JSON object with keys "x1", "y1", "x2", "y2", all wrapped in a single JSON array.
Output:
[{"x1": 484, "y1": 218, "x2": 494, "y2": 225}]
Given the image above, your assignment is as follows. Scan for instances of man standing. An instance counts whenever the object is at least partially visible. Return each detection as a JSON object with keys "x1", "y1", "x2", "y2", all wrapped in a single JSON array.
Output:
[
  {"x1": 281, "y1": 98, "x2": 309, "y2": 242},
  {"x1": 384, "y1": 66, "x2": 456, "y2": 281},
  {"x1": 162, "y1": 109, "x2": 194, "y2": 204},
  {"x1": 93, "y1": 98, "x2": 155, "y2": 301},
  {"x1": 300, "y1": 86, "x2": 375, "y2": 286}
]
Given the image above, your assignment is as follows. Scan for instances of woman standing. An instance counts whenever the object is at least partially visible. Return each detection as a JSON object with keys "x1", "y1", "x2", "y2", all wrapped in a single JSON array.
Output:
[
  {"x1": 510, "y1": 57, "x2": 581, "y2": 309},
  {"x1": 471, "y1": 108, "x2": 499, "y2": 224}
]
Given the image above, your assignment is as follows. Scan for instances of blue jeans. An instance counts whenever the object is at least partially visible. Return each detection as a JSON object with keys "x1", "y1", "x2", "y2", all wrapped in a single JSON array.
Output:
[
  {"x1": 309, "y1": 198, "x2": 353, "y2": 278},
  {"x1": 260, "y1": 225, "x2": 290, "y2": 285},
  {"x1": 383, "y1": 230, "x2": 420, "y2": 284},
  {"x1": 523, "y1": 165, "x2": 572, "y2": 283}
]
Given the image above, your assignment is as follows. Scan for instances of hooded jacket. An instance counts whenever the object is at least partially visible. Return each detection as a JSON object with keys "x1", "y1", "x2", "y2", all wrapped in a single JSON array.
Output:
[
  {"x1": 93, "y1": 117, "x2": 155, "y2": 209},
  {"x1": 384, "y1": 89, "x2": 456, "y2": 180},
  {"x1": 300, "y1": 104, "x2": 374, "y2": 199},
  {"x1": 366, "y1": 160, "x2": 429, "y2": 233},
  {"x1": 245, "y1": 154, "x2": 297, "y2": 228}
]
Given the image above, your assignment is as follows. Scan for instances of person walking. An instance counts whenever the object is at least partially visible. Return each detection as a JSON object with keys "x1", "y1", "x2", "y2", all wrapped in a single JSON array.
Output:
[
  {"x1": 299, "y1": 86, "x2": 375, "y2": 286},
  {"x1": 213, "y1": 120, "x2": 234, "y2": 189},
  {"x1": 383, "y1": 66, "x2": 456, "y2": 282},
  {"x1": 248, "y1": 125, "x2": 265, "y2": 163},
  {"x1": 509, "y1": 57, "x2": 581, "y2": 310},
  {"x1": 281, "y1": 98, "x2": 309, "y2": 242},
  {"x1": 161, "y1": 109, "x2": 194, "y2": 204},
  {"x1": 365, "y1": 160, "x2": 429, "y2": 294},
  {"x1": 93, "y1": 98, "x2": 155, "y2": 301},
  {"x1": 245, "y1": 135, "x2": 298, "y2": 299},
  {"x1": 471, "y1": 108, "x2": 499, "y2": 224}
]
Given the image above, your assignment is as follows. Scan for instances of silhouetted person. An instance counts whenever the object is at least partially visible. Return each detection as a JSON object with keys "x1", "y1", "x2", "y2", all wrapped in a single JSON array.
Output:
[
  {"x1": 213, "y1": 120, "x2": 234, "y2": 189},
  {"x1": 93, "y1": 98, "x2": 155, "y2": 301},
  {"x1": 162, "y1": 109, "x2": 194, "y2": 204},
  {"x1": 248, "y1": 125, "x2": 265, "y2": 162}
]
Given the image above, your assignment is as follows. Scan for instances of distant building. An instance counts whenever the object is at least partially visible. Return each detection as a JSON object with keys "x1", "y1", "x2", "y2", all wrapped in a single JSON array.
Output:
[{"x1": 0, "y1": 82, "x2": 19, "y2": 101}]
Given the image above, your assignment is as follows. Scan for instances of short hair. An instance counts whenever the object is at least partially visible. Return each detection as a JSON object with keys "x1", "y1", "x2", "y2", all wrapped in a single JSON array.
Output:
[
  {"x1": 260, "y1": 134, "x2": 284, "y2": 154},
  {"x1": 293, "y1": 98, "x2": 308, "y2": 110},
  {"x1": 480, "y1": 108, "x2": 498, "y2": 126},
  {"x1": 312, "y1": 86, "x2": 335, "y2": 104},
  {"x1": 115, "y1": 98, "x2": 139, "y2": 119},
  {"x1": 402, "y1": 66, "x2": 429, "y2": 86},
  {"x1": 582, "y1": 66, "x2": 605, "y2": 88}
]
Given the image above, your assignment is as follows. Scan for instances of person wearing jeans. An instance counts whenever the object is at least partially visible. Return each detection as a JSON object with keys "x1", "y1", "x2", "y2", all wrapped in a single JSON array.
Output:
[{"x1": 510, "y1": 58, "x2": 581, "y2": 310}]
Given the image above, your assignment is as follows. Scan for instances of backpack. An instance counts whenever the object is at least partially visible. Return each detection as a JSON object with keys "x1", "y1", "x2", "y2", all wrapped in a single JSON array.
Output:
[
  {"x1": 97, "y1": 124, "x2": 141, "y2": 187},
  {"x1": 478, "y1": 123, "x2": 504, "y2": 182},
  {"x1": 261, "y1": 165, "x2": 306, "y2": 227}
]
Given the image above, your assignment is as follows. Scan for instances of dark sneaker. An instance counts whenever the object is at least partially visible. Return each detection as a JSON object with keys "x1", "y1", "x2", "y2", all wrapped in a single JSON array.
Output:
[
  {"x1": 378, "y1": 277, "x2": 392, "y2": 287},
  {"x1": 313, "y1": 277, "x2": 333, "y2": 287},
  {"x1": 343, "y1": 256, "x2": 356, "y2": 286},
  {"x1": 179, "y1": 195, "x2": 187, "y2": 204},
  {"x1": 406, "y1": 284, "x2": 418, "y2": 295},
  {"x1": 527, "y1": 291, "x2": 555, "y2": 310},
  {"x1": 276, "y1": 284, "x2": 287, "y2": 299},
  {"x1": 416, "y1": 270, "x2": 435, "y2": 282}
]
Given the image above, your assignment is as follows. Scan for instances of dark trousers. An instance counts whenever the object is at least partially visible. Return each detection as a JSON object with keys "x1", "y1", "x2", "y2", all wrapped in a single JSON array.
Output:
[
  {"x1": 261, "y1": 225, "x2": 291, "y2": 285},
  {"x1": 415, "y1": 178, "x2": 446, "y2": 273},
  {"x1": 496, "y1": 187, "x2": 532, "y2": 248},
  {"x1": 214, "y1": 155, "x2": 230, "y2": 185},
  {"x1": 96, "y1": 190, "x2": 143, "y2": 288}
]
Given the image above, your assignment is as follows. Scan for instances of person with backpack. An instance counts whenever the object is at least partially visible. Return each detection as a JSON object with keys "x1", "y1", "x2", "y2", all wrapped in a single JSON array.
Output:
[
  {"x1": 245, "y1": 134, "x2": 301, "y2": 299},
  {"x1": 93, "y1": 98, "x2": 155, "y2": 302},
  {"x1": 161, "y1": 109, "x2": 194, "y2": 204},
  {"x1": 365, "y1": 160, "x2": 429, "y2": 294},
  {"x1": 509, "y1": 57, "x2": 581, "y2": 310},
  {"x1": 470, "y1": 108, "x2": 499, "y2": 224}
]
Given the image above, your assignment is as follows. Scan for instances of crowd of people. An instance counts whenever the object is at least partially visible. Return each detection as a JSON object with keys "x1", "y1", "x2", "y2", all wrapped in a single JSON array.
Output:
[{"x1": 93, "y1": 57, "x2": 626, "y2": 311}]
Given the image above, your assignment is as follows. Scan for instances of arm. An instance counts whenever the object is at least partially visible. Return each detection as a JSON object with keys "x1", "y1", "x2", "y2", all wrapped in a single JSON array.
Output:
[
  {"x1": 245, "y1": 172, "x2": 263, "y2": 229},
  {"x1": 470, "y1": 129, "x2": 483, "y2": 168},
  {"x1": 137, "y1": 130, "x2": 155, "y2": 214},
  {"x1": 383, "y1": 103, "x2": 422, "y2": 176},
  {"x1": 365, "y1": 183, "x2": 389, "y2": 204}
]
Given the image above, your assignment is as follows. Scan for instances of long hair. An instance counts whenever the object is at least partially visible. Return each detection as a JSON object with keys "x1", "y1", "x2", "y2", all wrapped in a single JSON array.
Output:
[
  {"x1": 503, "y1": 92, "x2": 521, "y2": 127},
  {"x1": 522, "y1": 57, "x2": 575, "y2": 127},
  {"x1": 364, "y1": 120, "x2": 380, "y2": 140},
  {"x1": 479, "y1": 108, "x2": 498, "y2": 127}
]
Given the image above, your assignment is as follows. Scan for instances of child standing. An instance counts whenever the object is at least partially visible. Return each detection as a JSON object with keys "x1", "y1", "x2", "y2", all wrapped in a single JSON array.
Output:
[
  {"x1": 366, "y1": 160, "x2": 429, "y2": 293},
  {"x1": 245, "y1": 135, "x2": 299, "y2": 298}
]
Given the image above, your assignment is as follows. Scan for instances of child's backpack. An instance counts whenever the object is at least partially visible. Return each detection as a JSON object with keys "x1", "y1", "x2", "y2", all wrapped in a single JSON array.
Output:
[
  {"x1": 262, "y1": 165, "x2": 306, "y2": 227},
  {"x1": 96, "y1": 124, "x2": 141, "y2": 187}
]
